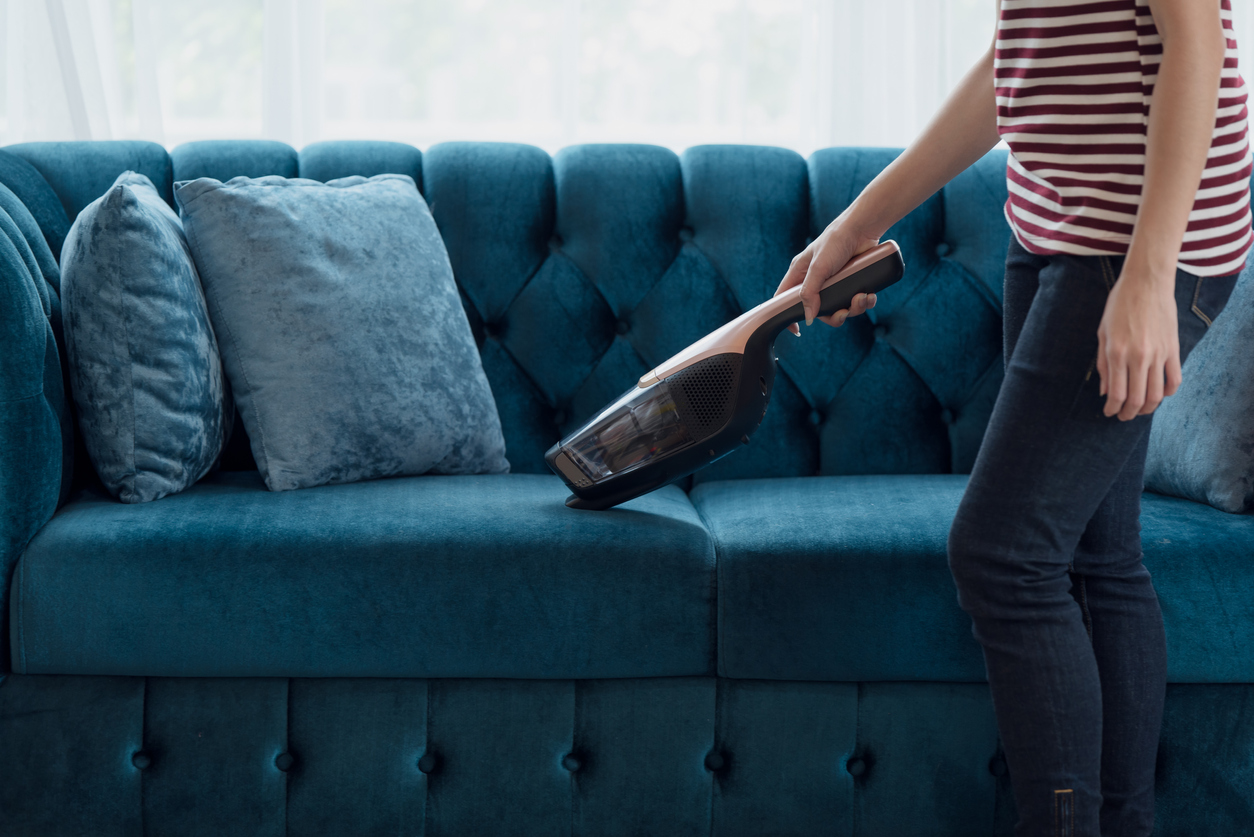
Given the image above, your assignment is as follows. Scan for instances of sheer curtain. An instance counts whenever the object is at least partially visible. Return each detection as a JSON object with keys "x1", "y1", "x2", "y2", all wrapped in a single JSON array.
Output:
[{"x1": 3, "y1": 0, "x2": 1252, "y2": 154}]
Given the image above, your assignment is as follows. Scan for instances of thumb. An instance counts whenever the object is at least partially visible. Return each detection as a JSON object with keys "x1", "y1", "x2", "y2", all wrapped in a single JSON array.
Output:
[
  {"x1": 775, "y1": 249, "x2": 813, "y2": 298},
  {"x1": 799, "y1": 245, "x2": 851, "y2": 326}
]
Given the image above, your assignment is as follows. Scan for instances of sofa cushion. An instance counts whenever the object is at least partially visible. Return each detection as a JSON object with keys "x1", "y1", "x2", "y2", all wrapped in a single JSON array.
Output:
[
  {"x1": 692, "y1": 475, "x2": 1254, "y2": 683},
  {"x1": 177, "y1": 173, "x2": 509, "y2": 491},
  {"x1": 1145, "y1": 266, "x2": 1254, "y2": 513},
  {"x1": 11, "y1": 472, "x2": 716, "y2": 678},
  {"x1": 60, "y1": 172, "x2": 230, "y2": 503}
]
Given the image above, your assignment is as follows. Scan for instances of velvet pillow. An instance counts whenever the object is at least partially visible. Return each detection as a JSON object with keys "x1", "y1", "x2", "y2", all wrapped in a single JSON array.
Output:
[
  {"x1": 1144, "y1": 269, "x2": 1254, "y2": 513},
  {"x1": 60, "y1": 172, "x2": 230, "y2": 503},
  {"x1": 175, "y1": 173, "x2": 509, "y2": 492}
]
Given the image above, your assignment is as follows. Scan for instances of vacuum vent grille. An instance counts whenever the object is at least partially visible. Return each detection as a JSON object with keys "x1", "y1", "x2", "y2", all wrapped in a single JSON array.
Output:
[{"x1": 669, "y1": 354, "x2": 741, "y2": 439}]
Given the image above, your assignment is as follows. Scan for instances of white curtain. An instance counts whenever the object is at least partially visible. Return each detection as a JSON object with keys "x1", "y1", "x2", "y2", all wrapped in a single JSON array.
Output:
[{"x1": 3, "y1": 0, "x2": 1252, "y2": 154}]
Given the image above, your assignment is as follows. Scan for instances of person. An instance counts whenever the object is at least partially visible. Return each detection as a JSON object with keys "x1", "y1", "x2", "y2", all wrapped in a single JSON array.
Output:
[{"x1": 773, "y1": 1, "x2": 1250, "y2": 834}]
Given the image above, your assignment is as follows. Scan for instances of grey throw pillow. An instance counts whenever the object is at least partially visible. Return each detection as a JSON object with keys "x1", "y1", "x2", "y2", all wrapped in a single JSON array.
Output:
[
  {"x1": 175, "y1": 173, "x2": 509, "y2": 492},
  {"x1": 60, "y1": 171, "x2": 231, "y2": 503},
  {"x1": 1144, "y1": 268, "x2": 1254, "y2": 513}
]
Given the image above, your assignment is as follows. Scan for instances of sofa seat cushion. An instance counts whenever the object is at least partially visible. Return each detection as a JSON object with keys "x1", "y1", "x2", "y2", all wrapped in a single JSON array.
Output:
[
  {"x1": 12, "y1": 472, "x2": 715, "y2": 678},
  {"x1": 692, "y1": 475, "x2": 1254, "y2": 683}
]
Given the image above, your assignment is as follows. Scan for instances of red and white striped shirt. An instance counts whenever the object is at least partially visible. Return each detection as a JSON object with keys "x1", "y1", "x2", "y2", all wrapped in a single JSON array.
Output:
[{"x1": 996, "y1": 0, "x2": 1253, "y2": 276}]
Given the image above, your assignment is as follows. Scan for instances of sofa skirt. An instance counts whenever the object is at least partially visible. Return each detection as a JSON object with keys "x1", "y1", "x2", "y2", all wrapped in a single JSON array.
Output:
[{"x1": 1, "y1": 674, "x2": 1248, "y2": 836}]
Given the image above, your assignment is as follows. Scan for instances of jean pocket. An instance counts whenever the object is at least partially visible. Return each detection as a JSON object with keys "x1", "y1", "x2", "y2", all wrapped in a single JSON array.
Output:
[
  {"x1": 1191, "y1": 273, "x2": 1239, "y2": 327},
  {"x1": 1068, "y1": 356, "x2": 1155, "y2": 424},
  {"x1": 1069, "y1": 357, "x2": 1109, "y2": 423},
  {"x1": 1055, "y1": 788, "x2": 1075, "y2": 837}
]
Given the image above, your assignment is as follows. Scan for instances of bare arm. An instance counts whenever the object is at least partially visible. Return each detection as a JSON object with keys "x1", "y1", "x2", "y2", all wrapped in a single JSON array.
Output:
[
  {"x1": 828, "y1": 41, "x2": 1002, "y2": 254},
  {"x1": 1097, "y1": 0, "x2": 1227, "y2": 419},
  {"x1": 778, "y1": 6, "x2": 1001, "y2": 329}
]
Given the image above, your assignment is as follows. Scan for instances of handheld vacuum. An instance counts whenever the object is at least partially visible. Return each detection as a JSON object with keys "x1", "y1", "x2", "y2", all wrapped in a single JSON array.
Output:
[{"x1": 545, "y1": 241, "x2": 905, "y2": 510}]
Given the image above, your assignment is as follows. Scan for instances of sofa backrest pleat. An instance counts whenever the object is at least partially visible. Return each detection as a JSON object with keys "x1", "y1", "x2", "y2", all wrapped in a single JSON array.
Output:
[{"x1": 1, "y1": 138, "x2": 1014, "y2": 485}]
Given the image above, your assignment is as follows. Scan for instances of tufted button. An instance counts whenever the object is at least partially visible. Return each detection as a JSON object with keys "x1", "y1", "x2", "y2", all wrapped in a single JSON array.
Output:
[
  {"x1": 131, "y1": 751, "x2": 151, "y2": 771},
  {"x1": 275, "y1": 752, "x2": 294, "y2": 772},
  {"x1": 417, "y1": 752, "x2": 439, "y2": 774},
  {"x1": 704, "y1": 750, "x2": 725, "y2": 772},
  {"x1": 873, "y1": 323, "x2": 889, "y2": 342},
  {"x1": 808, "y1": 409, "x2": 824, "y2": 427},
  {"x1": 549, "y1": 234, "x2": 564, "y2": 250},
  {"x1": 562, "y1": 754, "x2": 582, "y2": 772},
  {"x1": 678, "y1": 226, "x2": 695, "y2": 243},
  {"x1": 846, "y1": 757, "x2": 867, "y2": 777},
  {"x1": 989, "y1": 754, "x2": 1008, "y2": 777},
  {"x1": 940, "y1": 408, "x2": 955, "y2": 425},
  {"x1": 553, "y1": 409, "x2": 567, "y2": 427},
  {"x1": 935, "y1": 241, "x2": 951, "y2": 257},
  {"x1": 484, "y1": 320, "x2": 504, "y2": 339},
  {"x1": 615, "y1": 319, "x2": 630, "y2": 336}
]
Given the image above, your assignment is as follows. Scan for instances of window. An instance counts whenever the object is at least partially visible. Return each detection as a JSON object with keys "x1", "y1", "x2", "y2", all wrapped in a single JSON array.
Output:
[{"x1": 3, "y1": 0, "x2": 1250, "y2": 153}]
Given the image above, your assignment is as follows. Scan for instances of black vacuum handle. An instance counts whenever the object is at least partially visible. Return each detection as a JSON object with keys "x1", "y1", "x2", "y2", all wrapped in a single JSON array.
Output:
[
  {"x1": 814, "y1": 248, "x2": 905, "y2": 318},
  {"x1": 760, "y1": 247, "x2": 906, "y2": 341}
]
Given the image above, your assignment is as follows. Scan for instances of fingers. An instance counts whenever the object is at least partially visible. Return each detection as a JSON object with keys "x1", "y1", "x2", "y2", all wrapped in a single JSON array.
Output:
[
  {"x1": 849, "y1": 292, "x2": 875, "y2": 317},
  {"x1": 779, "y1": 249, "x2": 813, "y2": 337},
  {"x1": 775, "y1": 250, "x2": 812, "y2": 298},
  {"x1": 1139, "y1": 363, "x2": 1164, "y2": 416},
  {"x1": 799, "y1": 268, "x2": 826, "y2": 326},
  {"x1": 1096, "y1": 335, "x2": 1108, "y2": 396},
  {"x1": 1101, "y1": 337, "x2": 1177, "y2": 420},
  {"x1": 817, "y1": 293, "x2": 876, "y2": 328},
  {"x1": 1118, "y1": 353, "x2": 1149, "y2": 421},
  {"x1": 800, "y1": 249, "x2": 852, "y2": 325},
  {"x1": 1102, "y1": 350, "x2": 1128, "y2": 419},
  {"x1": 1164, "y1": 352, "x2": 1182, "y2": 398}
]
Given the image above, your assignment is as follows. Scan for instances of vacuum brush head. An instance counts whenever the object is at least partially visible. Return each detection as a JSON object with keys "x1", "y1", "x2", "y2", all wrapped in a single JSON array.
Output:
[{"x1": 545, "y1": 241, "x2": 905, "y2": 510}]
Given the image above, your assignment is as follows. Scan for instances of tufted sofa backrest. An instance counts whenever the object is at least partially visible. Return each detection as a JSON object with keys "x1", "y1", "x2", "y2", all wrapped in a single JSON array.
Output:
[{"x1": 2, "y1": 139, "x2": 1011, "y2": 483}]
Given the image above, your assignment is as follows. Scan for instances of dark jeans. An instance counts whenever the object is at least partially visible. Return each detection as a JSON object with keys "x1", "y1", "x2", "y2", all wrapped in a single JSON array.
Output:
[{"x1": 947, "y1": 238, "x2": 1237, "y2": 837}]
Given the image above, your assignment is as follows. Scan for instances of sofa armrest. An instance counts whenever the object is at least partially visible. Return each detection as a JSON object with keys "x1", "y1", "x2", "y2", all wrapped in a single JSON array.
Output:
[{"x1": 1, "y1": 240, "x2": 66, "y2": 676}]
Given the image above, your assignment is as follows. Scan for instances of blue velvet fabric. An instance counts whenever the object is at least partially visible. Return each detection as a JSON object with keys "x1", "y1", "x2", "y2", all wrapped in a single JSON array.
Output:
[
  {"x1": 60, "y1": 172, "x2": 229, "y2": 503},
  {"x1": 3, "y1": 673, "x2": 1250, "y2": 836},
  {"x1": 0, "y1": 190, "x2": 75, "y2": 508},
  {"x1": 4, "y1": 140, "x2": 173, "y2": 220},
  {"x1": 694, "y1": 475, "x2": 1254, "y2": 683},
  {"x1": 169, "y1": 142, "x2": 310, "y2": 473},
  {"x1": 1145, "y1": 266, "x2": 1254, "y2": 513},
  {"x1": 0, "y1": 149, "x2": 71, "y2": 259},
  {"x1": 0, "y1": 203, "x2": 65, "y2": 676},
  {"x1": 14, "y1": 473, "x2": 715, "y2": 679},
  {"x1": 0, "y1": 197, "x2": 49, "y2": 317},
  {"x1": 0, "y1": 182, "x2": 60, "y2": 295},
  {"x1": 176, "y1": 173, "x2": 508, "y2": 491},
  {"x1": 299, "y1": 140, "x2": 424, "y2": 189},
  {"x1": 171, "y1": 139, "x2": 299, "y2": 183},
  {"x1": 417, "y1": 142, "x2": 1011, "y2": 477},
  {"x1": 3, "y1": 138, "x2": 1254, "y2": 833}
]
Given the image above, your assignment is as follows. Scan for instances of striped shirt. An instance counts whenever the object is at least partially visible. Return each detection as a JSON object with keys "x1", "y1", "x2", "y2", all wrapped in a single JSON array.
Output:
[{"x1": 996, "y1": 0, "x2": 1253, "y2": 276}]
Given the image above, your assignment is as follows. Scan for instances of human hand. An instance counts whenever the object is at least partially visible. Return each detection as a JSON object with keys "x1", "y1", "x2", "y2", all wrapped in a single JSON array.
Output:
[
  {"x1": 774, "y1": 219, "x2": 880, "y2": 336},
  {"x1": 1095, "y1": 269, "x2": 1181, "y2": 420}
]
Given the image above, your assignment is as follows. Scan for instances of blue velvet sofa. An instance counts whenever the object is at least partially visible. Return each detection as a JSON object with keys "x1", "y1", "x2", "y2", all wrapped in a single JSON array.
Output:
[{"x1": 2, "y1": 138, "x2": 1252, "y2": 836}]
